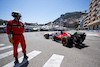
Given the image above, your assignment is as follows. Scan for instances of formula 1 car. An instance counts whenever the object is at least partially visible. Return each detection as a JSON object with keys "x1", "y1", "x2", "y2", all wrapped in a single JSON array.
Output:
[{"x1": 44, "y1": 31, "x2": 86, "y2": 47}]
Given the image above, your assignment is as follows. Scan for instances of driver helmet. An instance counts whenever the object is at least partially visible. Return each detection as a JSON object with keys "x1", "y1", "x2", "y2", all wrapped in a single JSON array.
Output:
[{"x1": 12, "y1": 11, "x2": 21, "y2": 18}]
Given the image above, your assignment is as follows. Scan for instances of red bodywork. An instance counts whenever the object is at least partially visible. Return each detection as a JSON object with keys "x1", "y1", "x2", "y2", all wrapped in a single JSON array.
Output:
[{"x1": 56, "y1": 31, "x2": 71, "y2": 39}]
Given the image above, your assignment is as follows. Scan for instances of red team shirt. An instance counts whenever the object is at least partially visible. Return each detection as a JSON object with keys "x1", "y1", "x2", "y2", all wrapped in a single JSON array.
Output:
[{"x1": 7, "y1": 20, "x2": 24, "y2": 34}]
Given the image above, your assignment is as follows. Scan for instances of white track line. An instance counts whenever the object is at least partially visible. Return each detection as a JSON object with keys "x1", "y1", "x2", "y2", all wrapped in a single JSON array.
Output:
[
  {"x1": 0, "y1": 48, "x2": 22, "y2": 59},
  {"x1": 0, "y1": 46, "x2": 13, "y2": 51},
  {"x1": 2, "y1": 50, "x2": 42, "y2": 67},
  {"x1": 87, "y1": 34, "x2": 98, "y2": 36},
  {"x1": 0, "y1": 44, "x2": 5, "y2": 46},
  {"x1": 43, "y1": 54, "x2": 64, "y2": 67}
]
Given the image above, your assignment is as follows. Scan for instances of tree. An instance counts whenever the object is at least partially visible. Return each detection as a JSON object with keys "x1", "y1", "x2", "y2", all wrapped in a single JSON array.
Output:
[
  {"x1": 0, "y1": 22, "x2": 3, "y2": 25},
  {"x1": 73, "y1": 23, "x2": 80, "y2": 29}
]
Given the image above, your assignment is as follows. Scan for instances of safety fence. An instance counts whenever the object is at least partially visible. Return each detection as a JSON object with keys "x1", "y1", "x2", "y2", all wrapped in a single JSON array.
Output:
[{"x1": 88, "y1": 30, "x2": 100, "y2": 33}]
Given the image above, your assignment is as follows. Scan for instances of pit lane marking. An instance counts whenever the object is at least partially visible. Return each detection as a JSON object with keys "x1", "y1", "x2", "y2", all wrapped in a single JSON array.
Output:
[
  {"x1": 2, "y1": 50, "x2": 42, "y2": 67},
  {"x1": 0, "y1": 46, "x2": 13, "y2": 51},
  {"x1": 43, "y1": 54, "x2": 64, "y2": 67},
  {"x1": 87, "y1": 34, "x2": 99, "y2": 36},
  {"x1": 0, "y1": 44, "x2": 5, "y2": 46},
  {"x1": 0, "y1": 48, "x2": 22, "y2": 59}
]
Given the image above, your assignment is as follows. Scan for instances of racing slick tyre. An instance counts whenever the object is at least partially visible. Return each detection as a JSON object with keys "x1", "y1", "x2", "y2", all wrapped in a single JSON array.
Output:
[
  {"x1": 62, "y1": 36, "x2": 73, "y2": 47},
  {"x1": 44, "y1": 34, "x2": 49, "y2": 39},
  {"x1": 61, "y1": 36, "x2": 68, "y2": 46}
]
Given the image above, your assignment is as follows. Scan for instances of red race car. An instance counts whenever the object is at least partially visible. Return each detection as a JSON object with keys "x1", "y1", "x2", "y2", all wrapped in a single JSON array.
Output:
[{"x1": 44, "y1": 31, "x2": 86, "y2": 47}]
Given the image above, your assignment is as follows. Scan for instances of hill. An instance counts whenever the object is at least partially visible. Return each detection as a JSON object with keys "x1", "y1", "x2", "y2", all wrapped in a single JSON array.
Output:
[
  {"x1": 53, "y1": 12, "x2": 87, "y2": 24},
  {"x1": 0, "y1": 19, "x2": 8, "y2": 25}
]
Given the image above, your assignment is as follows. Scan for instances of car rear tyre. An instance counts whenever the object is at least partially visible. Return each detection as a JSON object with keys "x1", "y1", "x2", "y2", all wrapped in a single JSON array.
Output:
[{"x1": 62, "y1": 36, "x2": 68, "y2": 46}]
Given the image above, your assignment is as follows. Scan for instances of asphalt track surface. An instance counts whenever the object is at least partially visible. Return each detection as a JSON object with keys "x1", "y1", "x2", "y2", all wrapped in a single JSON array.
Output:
[{"x1": 0, "y1": 30, "x2": 100, "y2": 67}]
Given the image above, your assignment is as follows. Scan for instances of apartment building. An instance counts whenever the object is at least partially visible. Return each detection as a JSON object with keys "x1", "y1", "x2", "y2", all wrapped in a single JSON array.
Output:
[
  {"x1": 85, "y1": 0, "x2": 100, "y2": 30},
  {"x1": 83, "y1": 14, "x2": 89, "y2": 30},
  {"x1": 77, "y1": 15, "x2": 85, "y2": 30}
]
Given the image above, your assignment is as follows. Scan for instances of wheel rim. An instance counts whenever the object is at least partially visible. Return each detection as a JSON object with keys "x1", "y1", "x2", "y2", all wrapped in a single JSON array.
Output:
[
  {"x1": 62, "y1": 38, "x2": 66, "y2": 44},
  {"x1": 62, "y1": 37, "x2": 68, "y2": 46}
]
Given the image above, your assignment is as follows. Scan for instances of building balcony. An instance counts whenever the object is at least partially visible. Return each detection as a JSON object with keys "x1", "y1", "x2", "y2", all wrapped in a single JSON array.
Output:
[
  {"x1": 96, "y1": 7, "x2": 100, "y2": 11},
  {"x1": 84, "y1": 20, "x2": 86, "y2": 22},
  {"x1": 89, "y1": 5, "x2": 92, "y2": 9},
  {"x1": 86, "y1": 20, "x2": 90, "y2": 24},
  {"x1": 92, "y1": 7, "x2": 96, "y2": 12},
  {"x1": 92, "y1": 0, "x2": 97, "y2": 4},
  {"x1": 85, "y1": 20, "x2": 90, "y2": 24},
  {"x1": 88, "y1": 19, "x2": 100, "y2": 26},
  {"x1": 83, "y1": 23, "x2": 86, "y2": 27},
  {"x1": 89, "y1": 9, "x2": 92, "y2": 13},
  {"x1": 87, "y1": 20, "x2": 90, "y2": 24},
  {"x1": 97, "y1": 14, "x2": 100, "y2": 17},
  {"x1": 87, "y1": 16, "x2": 91, "y2": 19},
  {"x1": 83, "y1": 24, "x2": 87, "y2": 27},
  {"x1": 83, "y1": 24, "x2": 88, "y2": 29},
  {"x1": 92, "y1": 0, "x2": 95, "y2": 3},
  {"x1": 89, "y1": 1, "x2": 92, "y2": 6},
  {"x1": 84, "y1": 18, "x2": 88, "y2": 22},
  {"x1": 91, "y1": 12, "x2": 96, "y2": 16},
  {"x1": 98, "y1": 1, "x2": 100, "y2": 5},
  {"x1": 91, "y1": 17, "x2": 95, "y2": 21},
  {"x1": 84, "y1": 17, "x2": 87, "y2": 21},
  {"x1": 84, "y1": 22, "x2": 88, "y2": 25},
  {"x1": 92, "y1": 1, "x2": 97, "y2": 7},
  {"x1": 88, "y1": 13, "x2": 91, "y2": 16}
]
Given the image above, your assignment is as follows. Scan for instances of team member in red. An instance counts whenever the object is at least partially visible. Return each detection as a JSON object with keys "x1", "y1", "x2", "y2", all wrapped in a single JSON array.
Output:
[{"x1": 6, "y1": 11, "x2": 28, "y2": 63}]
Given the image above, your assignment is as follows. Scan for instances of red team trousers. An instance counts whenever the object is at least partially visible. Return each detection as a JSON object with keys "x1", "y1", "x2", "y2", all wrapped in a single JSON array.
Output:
[{"x1": 13, "y1": 34, "x2": 26, "y2": 57}]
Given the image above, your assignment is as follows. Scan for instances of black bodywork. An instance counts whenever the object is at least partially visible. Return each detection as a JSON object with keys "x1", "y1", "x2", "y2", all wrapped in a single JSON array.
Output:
[{"x1": 44, "y1": 31, "x2": 86, "y2": 47}]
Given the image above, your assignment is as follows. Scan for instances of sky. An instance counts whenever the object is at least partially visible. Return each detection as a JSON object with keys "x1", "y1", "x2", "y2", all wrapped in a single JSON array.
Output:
[{"x1": 0, "y1": 0, "x2": 91, "y2": 24}]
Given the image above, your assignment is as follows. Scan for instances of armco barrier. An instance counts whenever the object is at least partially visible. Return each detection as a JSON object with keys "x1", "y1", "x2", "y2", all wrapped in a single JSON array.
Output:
[
  {"x1": 89, "y1": 30, "x2": 100, "y2": 32},
  {"x1": 97, "y1": 30, "x2": 100, "y2": 32}
]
